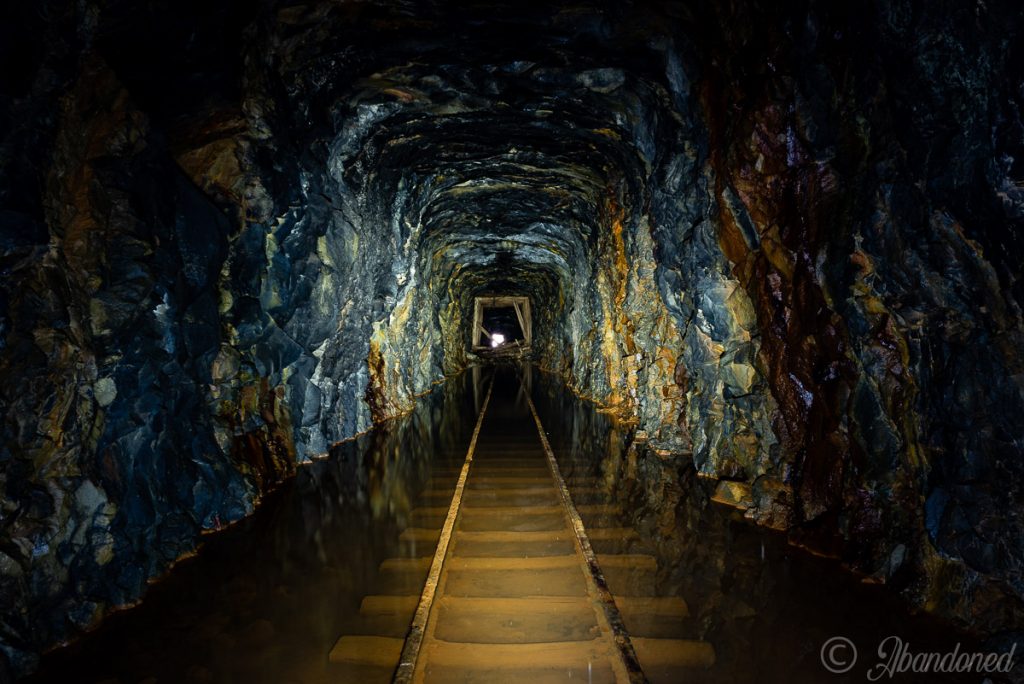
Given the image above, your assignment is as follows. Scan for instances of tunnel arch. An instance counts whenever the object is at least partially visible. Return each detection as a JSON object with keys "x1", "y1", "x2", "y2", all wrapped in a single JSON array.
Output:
[
  {"x1": 5, "y1": 3, "x2": 1023, "y2": 673},
  {"x1": 279, "y1": 28, "x2": 771, "y2": 477}
]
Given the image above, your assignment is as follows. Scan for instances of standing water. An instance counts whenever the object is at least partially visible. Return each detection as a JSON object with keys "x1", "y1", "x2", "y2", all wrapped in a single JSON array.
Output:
[
  {"x1": 28, "y1": 366, "x2": 994, "y2": 683},
  {"x1": 27, "y1": 373, "x2": 480, "y2": 684}
]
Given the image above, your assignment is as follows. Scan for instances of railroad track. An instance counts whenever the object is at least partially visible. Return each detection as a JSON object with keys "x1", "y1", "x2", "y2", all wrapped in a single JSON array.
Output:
[{"x1": 328, "y1": 368, "x2": 715, "y2": 683}]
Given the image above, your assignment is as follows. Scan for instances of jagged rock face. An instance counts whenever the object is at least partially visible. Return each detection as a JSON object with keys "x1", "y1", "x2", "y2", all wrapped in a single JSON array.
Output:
[
  {"x1": 695, "y1": 0, "x2": 1024, "y2": 628},
  {"x1": 0, "y1": 0, "x2": 1022, "y2": 676}
]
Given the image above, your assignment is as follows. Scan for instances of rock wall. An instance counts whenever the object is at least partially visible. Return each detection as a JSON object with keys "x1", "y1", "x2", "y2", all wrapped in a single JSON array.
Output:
[
  {"x1": 1, "y1": 52, "x2": 262, "y2": 676},
  {"x1": 693, "y1": 0, "x2": 1024, "y2": 630},
  {"x1": 1, "y1": 0, "x2": 1022, "y2": 677}
]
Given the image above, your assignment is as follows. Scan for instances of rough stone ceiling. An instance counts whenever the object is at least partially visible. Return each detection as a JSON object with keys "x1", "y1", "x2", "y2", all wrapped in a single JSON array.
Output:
[
  {"x1": 90, "y1": 1, "x2": 687, "y2": 325},
  {"x1": 163, "y1": 1, "x2": 657, "y2": 302},
  {"x1": 4, "y1": 1, "x2": 1024, "y2": 675},
  {"x1": 322, "y1": 55, "x2": 660, "y2": 319}
]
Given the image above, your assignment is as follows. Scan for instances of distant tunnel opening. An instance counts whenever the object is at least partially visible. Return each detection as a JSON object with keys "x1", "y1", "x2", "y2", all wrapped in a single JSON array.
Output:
[
  {"x1": 471, "y1": 296, "x2": 532, "y2": 351},
  {"x1": 483, "y1": 307, "x2": 518, "y2": 346}
]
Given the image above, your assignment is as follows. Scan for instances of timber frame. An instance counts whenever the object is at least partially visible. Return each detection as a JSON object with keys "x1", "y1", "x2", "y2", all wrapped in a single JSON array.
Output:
[{"x1": 471, "y1": 296, "x2": 532, "y2": 351}]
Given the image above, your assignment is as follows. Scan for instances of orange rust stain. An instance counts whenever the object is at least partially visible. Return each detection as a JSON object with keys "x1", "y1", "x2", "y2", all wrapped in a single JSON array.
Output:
[
  {"x1": 596, "y1": 193, "x2": 645, "y2": 414},
  {"x1": 608, "y1": 197, "x2": 629, "y2": 309},
  {"x1": 365, "y1": 339, "x2": 389, "y2": 423},
  {"x1": 226, "y1": 377, "x2": 297, "y2": 495},
  {"x1": 381, "y1": 87, "x2": 418, "y2": 102}
]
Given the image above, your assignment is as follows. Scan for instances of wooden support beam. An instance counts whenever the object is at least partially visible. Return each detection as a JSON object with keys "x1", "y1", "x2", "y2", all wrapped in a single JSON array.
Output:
[
  {"x1": 470, "y1": 295, "x2": 532, "y2": 350},
  {"x1": 472, "y1": 299, "x2": 484, "y2": 348},
  {"x1": 523, "y1": 299, "x2": 532, "y2": 344},
  {"x1": 512, "y1": 301, "x2": 527, "y2": 341}
]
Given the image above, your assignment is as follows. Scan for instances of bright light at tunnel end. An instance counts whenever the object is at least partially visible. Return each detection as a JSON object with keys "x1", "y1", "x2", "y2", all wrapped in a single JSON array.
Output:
[{"x1": 490, "y1": 333, "x2": 506, "y2": 348}]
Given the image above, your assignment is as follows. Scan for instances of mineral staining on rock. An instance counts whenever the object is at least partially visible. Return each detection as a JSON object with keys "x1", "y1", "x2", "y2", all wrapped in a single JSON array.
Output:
[{"x1": 1, "y1": 0, "x2": 1023, "y2": 677}]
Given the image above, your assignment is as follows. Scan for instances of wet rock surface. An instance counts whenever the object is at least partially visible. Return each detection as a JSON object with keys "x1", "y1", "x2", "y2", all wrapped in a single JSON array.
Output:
[
  {"x1": 533, "y1": 372, "x2": 1017, "y2": 683},
  {"x1": 25, "y1": 376, "x2": 475, "y2": 684},
  {"x1": 20, "y1": 369, "x2": 1013, "y2": 684},
  {"x1": 1, "y1": 0, "x2": 1023, "y2": 677}
]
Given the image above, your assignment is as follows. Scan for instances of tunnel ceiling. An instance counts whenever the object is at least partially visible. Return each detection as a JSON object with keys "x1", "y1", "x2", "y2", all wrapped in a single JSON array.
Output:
[
  {"x1": 2, "y1": 0, "x2": 1024, "y2": 675},
  {"x1": 90, "y1": 2, "x2": 673, "y2": 324},
  {"x1": 223, "y1": 1, "x2": 698, "y2": 443},
  {"x1": 288, "y1": 6, "x2": 666, "y2": 333}
]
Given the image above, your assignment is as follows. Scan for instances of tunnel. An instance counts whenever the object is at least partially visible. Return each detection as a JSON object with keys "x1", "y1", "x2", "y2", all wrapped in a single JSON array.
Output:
[{"x1": 1, "y1": 0, "x2": 1024, "y2": 682}]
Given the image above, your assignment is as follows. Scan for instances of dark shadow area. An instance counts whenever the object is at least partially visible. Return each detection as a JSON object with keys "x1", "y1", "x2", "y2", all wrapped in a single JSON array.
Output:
[
  {"x1": 527, "y1": 366, "x2": 1016, "y2": 684},
  {"x1": 25, "y1": 375, "x2": 481, "y2": 684},
  {"x1": 16, "y1": 365, "x2": 1023, "y2": 683}
]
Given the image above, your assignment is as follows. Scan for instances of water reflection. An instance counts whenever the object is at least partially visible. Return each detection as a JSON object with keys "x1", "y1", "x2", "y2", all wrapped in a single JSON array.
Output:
[
  {"x1": 28, "y1": 373, "x2": 480, "y2": 684},
  {"x1": 528, "y1": 366, "x2": 993, "y2": 684},
  {"x1": 26, "y1": 367, "x2": 1007, "y2": 684}
]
